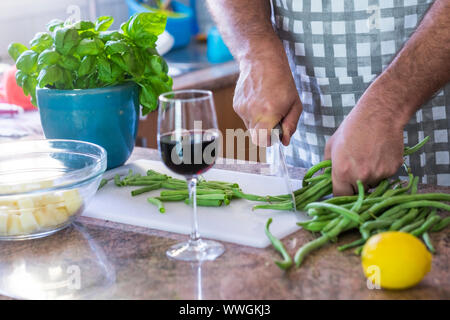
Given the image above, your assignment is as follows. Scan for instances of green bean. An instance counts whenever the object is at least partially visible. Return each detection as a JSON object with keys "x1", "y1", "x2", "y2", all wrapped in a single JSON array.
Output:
[
  {"x1": 98, "y1": 178, "x2": 108, "y2": 190},
  {"x1": 231, "y1": 188, "x2": 267, "y2": 201},
  {"x1": 297, "y1": 183, "x2": 333, "y2": 210},
  {"x1": 410, "y1": 176, "x2": 419, "y2": 194},
  {"x1": 296, "y1": 178, "x2": 332, "y2": 206},
  {"x1": 302, "y1": 221, "x2": 331, "y2": 232},
  {"x1": 321, "y1": 217, "x2": 340, "y2": 233},
  {"x1": 338, "y1": 238, "x2": 366, "y2": 251},
  {"x1": 161, "y1": 181, "x2": 188, "y2": 190},
  {"x1": 367, "y1": 179, "x2": 390, "y2": 199},
  {"x1": 114, "y1": 174, "x2": 121, "y2": 186},
  {"x1": 265, "y1": 218, "x2": 293, "y2": 270},
  {"x1": 431, "y1": 216, "x2": 450, "y2": 232},
  {"x1": 354, "y1": 245, "x2": 364, "y2": 256},
  {"x1": 146, "y1": 169, "x2": 164, "y2": 176},
  {"x1": 302, "y1": 160, "x2": 332, "y2": 187},
  {"x1": 366, "y1": 193, "x2": 450, "y2": 217},
  {"x1": 157, "y1": 194, "x2": 188, "y2": 201},
  {"x1": 400, "y1": 218, "x2": 425, "y2": 233},
  {"x1": 351, "y1": 180, "x2": 365, "y2": 212},
  {"x1": 411, "y1": 214, "x2": 441, "y2": 237},
  {"x1": 389, "y1": 209, "x2": 419, "y2": 230},
  {"x1": 313, "y1": 213, "x2": 338, "y2": 221},
  {"x1": 360, "y1": 219, "x2": 395, "y2": 239},
  {"x1": 147, "y1": 197, "x2": 165, "y2": 213},
  {"x1": 304, "y1": 173, "x2": 331, "y2": 184},
  {"x1": 382, "y1": 173, "x2": 414, "y2": 197},
  {"x1": 295, "y1": 218, "x2": 348, "y2": 267},
  {"x1": 294, "y1": 235, "x2": 329, "y2": 267},
  {"x1": 305, "y1": 202, "x2": 362, "y2": 224},
  {"x1": 324, "y1": 195, "x2": 359, "y2": 205},
  {"x1": 374, "y1": 200, "x2": 450, "y2": 219},
  {"x1": 197, "y1": 194, "x2": 227, "y2": 201},
  {"x1": 253, "y1": 201, "x2": 293, "y2": 211},
  {"x1": 185, "y1": 198, "x2": 223, "y2": 207},
  {"x1": 422, "y1": 232, "x2": 435, "y2": 254},
  {"x1": 131, "y1": 183, "x2": 161, "y2": 196},
  {"x1": 126, "y1": 180, "x2": 165, "y2": 186},
  {"x1": 403, "y1": 136, "x2": 430, "y2": 156}
]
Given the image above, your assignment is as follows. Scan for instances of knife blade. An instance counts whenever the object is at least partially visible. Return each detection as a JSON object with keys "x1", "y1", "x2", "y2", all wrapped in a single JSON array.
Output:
[{"x1": 271, "y1": 123, "x2": 296, "y2": 212}]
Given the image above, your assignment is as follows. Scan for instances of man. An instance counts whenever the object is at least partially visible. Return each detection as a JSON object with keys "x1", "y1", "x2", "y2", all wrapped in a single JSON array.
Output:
[{"x1": 206, "y1": 0, "x2": 450, "y2": 195}]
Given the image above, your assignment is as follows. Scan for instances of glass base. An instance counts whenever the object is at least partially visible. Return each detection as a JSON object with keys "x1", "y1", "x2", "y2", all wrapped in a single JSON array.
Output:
[{"x1": 166, "y1": 239, "x2": 225, "y2": 261}]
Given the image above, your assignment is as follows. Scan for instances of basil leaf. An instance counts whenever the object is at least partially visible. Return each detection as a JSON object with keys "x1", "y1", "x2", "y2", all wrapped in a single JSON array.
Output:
[
  {"x1": 98, "y1": 30, "x2": 125, "y2": 42},
  {"x1": 121, "y1": 12, "x2": 166, "y2": 48},
  {"x1": 97, "y1": 56, "x2": 112, "y2": 83},
  {"x1": 78, "y1": 55, "x2": 96, "y2": 77},
  {"x1": 74, "y1": 21, "x2": 95, "y2": 31},
  {"x1": 54, "y1": 27, "x2": 80, "y2": 55},
  {"x1": 104, "y1": 40, "x2": 130, "y2": 55},
  {"x1": 38, "y1": 49, "x2": 61, "y2": 68},
  {"x1": 138, "y1": 82, "x2": 157, "y2": 115},
  {"x1": 95, "y1": 16, "x2": 114, "y2": 32},
  {"x1": 29, "y1": 32, "x2": 53, "y2": 53},
  {"x1": 16, "y1": 50, "x2": 38, "y2": 74},
  {"x1": 46, "y1": 19, "x2": 64, "y2": 32},
  {"x1": 37, "y1": 65, "x2": 63, "y2": 88},
  {"x1": 15, "y1": 70, "x2": 27, "y2": 87},
  {"x1": 8, "y1": 43, "x2": 28, "y2": 62},
  {"x1": 23, "y1": 76, "x2": 38, "y2": 103},
  {"x1": 58, "y1": 55, "x2": 80, "y2": 71},
  {"x1": 76, "y1": 38, "x2": 103, "y2": 56}
]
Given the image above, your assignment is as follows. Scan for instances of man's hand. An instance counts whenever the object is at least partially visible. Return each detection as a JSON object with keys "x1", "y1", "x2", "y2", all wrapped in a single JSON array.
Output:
[
  {"x1": 234, "y1": 50, "x2": 302, "y2": 146},
  {"x1": 324, "y1": 85, "x2": 405, "y2": 196}
]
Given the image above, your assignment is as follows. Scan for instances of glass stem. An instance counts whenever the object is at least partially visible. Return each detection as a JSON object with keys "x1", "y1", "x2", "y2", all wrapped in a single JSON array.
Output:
[{"x1": 187, "y1": 176, "x2": 200, "y2": 243}]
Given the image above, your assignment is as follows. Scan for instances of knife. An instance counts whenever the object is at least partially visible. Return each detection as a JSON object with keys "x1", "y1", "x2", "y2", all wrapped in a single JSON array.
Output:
[{"x1": 271, "y1": 123, "x2": 297, "y2": 212}]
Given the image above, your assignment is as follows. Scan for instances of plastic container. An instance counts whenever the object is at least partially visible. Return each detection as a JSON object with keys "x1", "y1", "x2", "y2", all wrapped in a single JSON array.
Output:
[
  {"x1": 207, "y1": 27, "x2": 233, "y2": 64},
  {"x1": 0, "y1": 139, "x2": 107, "y2": 240}
]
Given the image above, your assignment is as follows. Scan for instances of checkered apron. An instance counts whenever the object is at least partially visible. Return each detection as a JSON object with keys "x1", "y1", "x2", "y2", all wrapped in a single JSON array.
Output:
[{"x1": 270, "y1": 0, "x2": 450, "y2": 186}]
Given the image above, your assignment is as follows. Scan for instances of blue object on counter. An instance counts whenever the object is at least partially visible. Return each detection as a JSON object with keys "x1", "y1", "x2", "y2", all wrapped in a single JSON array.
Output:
[
  {"x1": 36, "y1": 82, "x2": 140, "y2": 170},
  {"x1": 126, "y1": 0, "x2": 193, "y2": 50},
  {"x1": 207, "y1": 27, "x2": 233, "y2": 64}
]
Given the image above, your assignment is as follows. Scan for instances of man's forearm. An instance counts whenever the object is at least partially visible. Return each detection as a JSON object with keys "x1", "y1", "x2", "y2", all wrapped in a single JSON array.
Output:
[
  {"x1": 206, "y1": 0, "x2": 282, "y2": 61},
  {"x1": 369, "y1": 0, "x2": 450, "y2": 125}
]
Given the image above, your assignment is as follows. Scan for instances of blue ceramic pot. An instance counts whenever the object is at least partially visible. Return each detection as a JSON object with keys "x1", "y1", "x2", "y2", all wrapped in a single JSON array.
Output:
[{"x1": 36, "y1": 82, "x2": 140, "y2": 169}]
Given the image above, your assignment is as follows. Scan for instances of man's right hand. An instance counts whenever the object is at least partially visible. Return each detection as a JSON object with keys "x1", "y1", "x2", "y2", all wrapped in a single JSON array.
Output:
[{"x1": 233, "y1": 47, "x2": 302, "y2": 147}]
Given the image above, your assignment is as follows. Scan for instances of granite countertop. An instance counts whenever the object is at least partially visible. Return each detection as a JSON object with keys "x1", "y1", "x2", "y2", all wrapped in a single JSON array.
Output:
[{"x1": 0, "y1": 147, "x2": 448, "y2": 300}]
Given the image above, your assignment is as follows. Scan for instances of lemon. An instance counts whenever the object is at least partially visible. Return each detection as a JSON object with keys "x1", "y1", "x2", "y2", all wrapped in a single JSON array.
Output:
[{"x1": 361, "y1": 231, "x2": 432, "y2": 289}]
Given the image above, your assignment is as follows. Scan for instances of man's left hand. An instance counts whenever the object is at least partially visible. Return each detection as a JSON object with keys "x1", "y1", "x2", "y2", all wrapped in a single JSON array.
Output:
[{"x1": 324, "y1": 87, "x2": 406, "y2": 196}]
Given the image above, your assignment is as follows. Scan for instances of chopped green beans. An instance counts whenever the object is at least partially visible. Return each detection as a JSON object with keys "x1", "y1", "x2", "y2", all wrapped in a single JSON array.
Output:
[
  {"x1": 131, "y1": 183, "x2": 161, "y2": 196},
  {"x1": 147, "y1": 197, "x2": 165, "y2": 213},
  {"x1": 98, "y1": 178, "x2": 108, "y2": 190}
]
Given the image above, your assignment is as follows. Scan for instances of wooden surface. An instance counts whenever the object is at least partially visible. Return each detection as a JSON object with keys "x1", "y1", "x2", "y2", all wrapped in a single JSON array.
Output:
[{"x1": 0, "y1": 147, "x2": 448, "y2": 300}]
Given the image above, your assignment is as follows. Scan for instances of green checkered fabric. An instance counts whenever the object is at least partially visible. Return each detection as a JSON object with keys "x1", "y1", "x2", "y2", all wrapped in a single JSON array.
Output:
[{"x1": 270, "y1": 0, "x2": 450, "y2": 186}]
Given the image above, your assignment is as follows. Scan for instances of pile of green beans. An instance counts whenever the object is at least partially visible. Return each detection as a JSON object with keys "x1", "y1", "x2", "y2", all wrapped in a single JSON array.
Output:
[
  {"x1": 107, "y1": 168, "x2": 241, "y2": 213},
  {"x1": 263, "y1": 136, "x2": 450, "y2": 271}
]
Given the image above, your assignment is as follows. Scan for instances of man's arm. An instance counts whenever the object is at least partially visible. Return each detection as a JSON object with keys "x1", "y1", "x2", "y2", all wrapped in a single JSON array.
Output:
[
  {"x1": 325, "y1": 0, "x2": 450, "y2": 195},
  {"x1": 206, "y1": 0, "x2": 302, "y2": 146}
]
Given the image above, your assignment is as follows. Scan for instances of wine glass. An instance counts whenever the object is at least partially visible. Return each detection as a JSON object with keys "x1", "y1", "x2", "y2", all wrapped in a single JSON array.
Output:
[{"x1": 157, "y1": 89, "x2": 225, "y2": 261}]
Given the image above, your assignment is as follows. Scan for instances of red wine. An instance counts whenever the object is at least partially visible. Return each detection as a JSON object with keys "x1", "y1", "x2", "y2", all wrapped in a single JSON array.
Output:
[{"x1": 159, "y1": 131, "x2": 218, "y2": 176}]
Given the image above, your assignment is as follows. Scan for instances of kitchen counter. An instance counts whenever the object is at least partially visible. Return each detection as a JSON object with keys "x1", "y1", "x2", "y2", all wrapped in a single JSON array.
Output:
[{"x1": 0, "y1": 147, "x2": 449, "y2": 300}]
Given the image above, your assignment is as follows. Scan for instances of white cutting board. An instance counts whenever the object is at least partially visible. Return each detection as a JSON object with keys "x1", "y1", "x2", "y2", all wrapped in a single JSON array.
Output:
[{"x1": 83, "y1": 159, "x2": 307, "y2": 248}]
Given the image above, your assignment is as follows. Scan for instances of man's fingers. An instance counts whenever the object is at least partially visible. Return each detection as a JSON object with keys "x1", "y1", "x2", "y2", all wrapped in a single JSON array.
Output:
[
  {"x1": 281, "y1": 101, "x2": 302, "y2": 146},
  {"x1": 324, "y1": 139, "x2": 332, "y2": 161},
  {"x1": 332, "y1": 177, "x2": 355, "y2": 196},
  {"x1": 250, "y1": 120, "x2": 279, "y2": 147}
]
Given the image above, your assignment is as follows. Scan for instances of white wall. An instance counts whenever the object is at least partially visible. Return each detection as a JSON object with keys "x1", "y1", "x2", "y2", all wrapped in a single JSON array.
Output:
[{"x1": 0, "y1": 0, "x2": 129, "y2": 63}]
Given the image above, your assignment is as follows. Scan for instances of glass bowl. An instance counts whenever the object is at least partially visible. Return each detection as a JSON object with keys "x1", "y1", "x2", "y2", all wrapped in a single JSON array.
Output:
[{"x1": 0, "y1": 139, "x2": 107, "y2": 240}]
